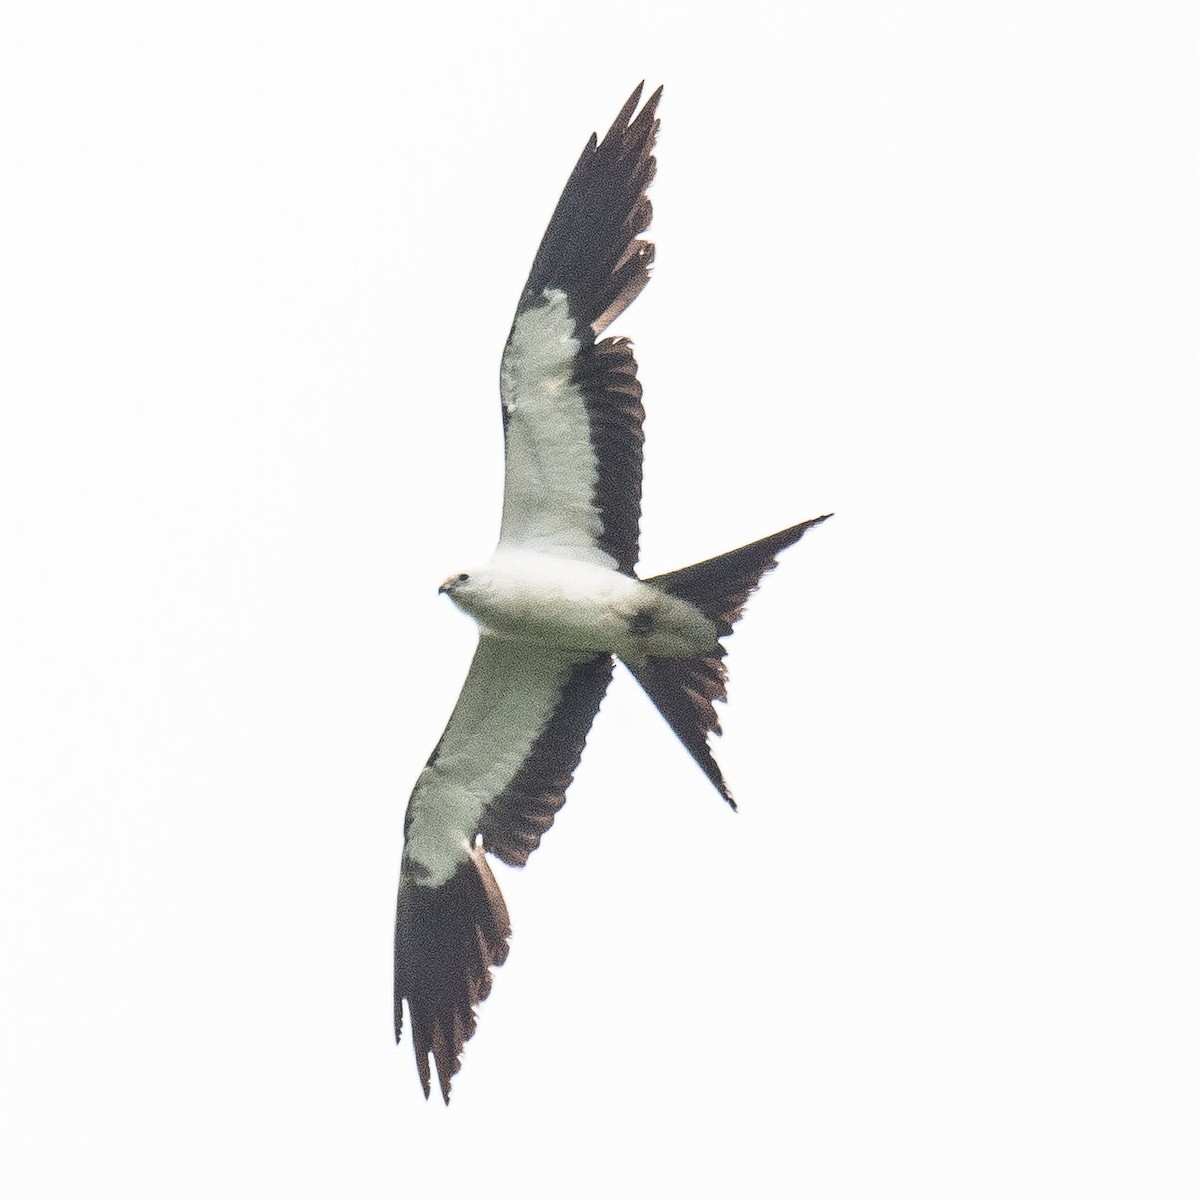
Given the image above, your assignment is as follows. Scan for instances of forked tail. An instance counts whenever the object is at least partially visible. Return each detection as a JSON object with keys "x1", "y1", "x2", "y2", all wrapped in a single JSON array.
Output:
[{"x1": 627, "y1": 514, "x2": 832, "y2": 807}]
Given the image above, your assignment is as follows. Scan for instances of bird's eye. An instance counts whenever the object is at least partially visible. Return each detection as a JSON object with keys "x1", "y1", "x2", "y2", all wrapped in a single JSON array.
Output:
[{"x1": 457, "y1": 573, "x2": 469, "y2": 582}]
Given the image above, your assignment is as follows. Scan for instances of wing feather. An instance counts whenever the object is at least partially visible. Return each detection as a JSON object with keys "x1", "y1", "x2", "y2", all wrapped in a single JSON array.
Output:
[
  {"x1": 496, "y1": 85, "x2": 660, "y2": 573},
  {"x1": 396, "y1": 638, "x2": 613, "y2": 1101},
  {"x1": 515, "y1": 82, "x2": 661, "y2": 337},
  {"x1": 478, "y1": 651, "x2": 614, "y2": 865},
  {"x1": 396, "y1": 84, "x2": 663, "y2": 1104}
]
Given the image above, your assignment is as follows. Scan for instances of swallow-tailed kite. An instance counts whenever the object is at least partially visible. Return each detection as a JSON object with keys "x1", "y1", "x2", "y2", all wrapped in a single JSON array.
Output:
[{"x1": 394, "y1": 84, "x2": 831, "y2": 1102}]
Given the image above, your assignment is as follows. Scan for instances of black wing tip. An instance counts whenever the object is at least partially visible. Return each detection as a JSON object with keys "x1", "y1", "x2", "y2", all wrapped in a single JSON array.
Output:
[
  {"x1": 394, "y1": 846, "x2": 512, "y2": 1104},
  {"x1": 610, "y1": 81, "x2": 663, "y2": 129},
  {"x1": 722, "y1": 783, "x2": 738, "y2": 812},
  {"x1": 715, "y1": 779, "x2": 738, "y2": 811},
  {"x1": 613, "y1": 82, "x2": 643, "y2": 128},
  {"x1": 514, "y1": 83, "x2": 664, "y2": 335}
]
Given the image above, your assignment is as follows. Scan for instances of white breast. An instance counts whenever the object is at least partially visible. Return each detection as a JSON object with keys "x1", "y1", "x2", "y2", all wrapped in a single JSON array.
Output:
[{"x1": 450, "y1": 551, "x2": 717, "y2": 660}]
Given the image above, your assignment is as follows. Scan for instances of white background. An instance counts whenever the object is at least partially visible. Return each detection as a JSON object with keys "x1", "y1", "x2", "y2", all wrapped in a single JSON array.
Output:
[{"x1": 2, "y1": 2, "x2": 1196, "y2": 1196}]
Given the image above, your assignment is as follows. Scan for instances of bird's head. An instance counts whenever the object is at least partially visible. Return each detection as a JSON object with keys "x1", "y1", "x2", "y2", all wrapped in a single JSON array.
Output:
[
  {"x1": 438, "y1": 568, "x2": 491, "y2": 622},
  {"x1": 438, "y1": 571, "x2": 471, "y2": 597}
]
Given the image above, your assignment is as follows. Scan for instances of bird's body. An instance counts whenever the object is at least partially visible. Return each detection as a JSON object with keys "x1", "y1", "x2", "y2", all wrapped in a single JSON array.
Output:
[
  {"x1": 394, "y1": 84, "x2": 831, "y2": 1102},
  {"x1": 443, "y1": 552, "x2": 718, "y2": 662}
]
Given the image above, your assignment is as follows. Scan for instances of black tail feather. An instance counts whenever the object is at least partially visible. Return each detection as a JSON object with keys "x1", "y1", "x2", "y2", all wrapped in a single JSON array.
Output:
[
  {"x1": 646, "y1": 515, "x2": 833, "y2": 636},
  {"x1": 627, "y1": 647, "x2": 736, "y2": 806},
  {"x1": 628, "y1": 514, "x2": 832, "y2": 804}
]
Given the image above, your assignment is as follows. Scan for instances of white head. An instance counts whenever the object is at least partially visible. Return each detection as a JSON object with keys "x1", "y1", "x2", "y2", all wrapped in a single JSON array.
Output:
[
  {"x1": 438, "y1": 569, "x2": 492, "y2": 619},
  {"x1": 436, "y1": 566, "x2": 499, "y2": 625},
  {"x1": 437, "y1": 571, "x2": 471, "y2": 597}
]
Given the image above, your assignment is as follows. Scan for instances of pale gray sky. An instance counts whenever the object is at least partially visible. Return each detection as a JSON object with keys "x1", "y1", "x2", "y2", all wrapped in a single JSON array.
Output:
[{"x1": 2, "y1": 2, "x2": 1196, "y2": 1196}]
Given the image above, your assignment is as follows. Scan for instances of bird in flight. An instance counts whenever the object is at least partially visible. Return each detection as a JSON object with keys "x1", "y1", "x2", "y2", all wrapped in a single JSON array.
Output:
[{"x1": 394, "y1": 83, "x2": 831, "y2": 1102}]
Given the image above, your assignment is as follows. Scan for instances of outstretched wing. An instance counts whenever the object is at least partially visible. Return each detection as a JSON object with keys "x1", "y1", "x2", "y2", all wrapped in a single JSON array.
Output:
[
  {"x1": 497, "y1": 84, "x2": 661, "y2": 575},
  {"x1": 395, "y1": 637, "x2": 614, "y2": 1102}
]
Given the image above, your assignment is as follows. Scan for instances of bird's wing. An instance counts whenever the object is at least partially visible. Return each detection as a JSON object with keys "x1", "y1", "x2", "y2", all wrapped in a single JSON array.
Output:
[
  {"x1": 496, "y1": 83, "x2": 661, "y2": 575},
  {"x1": 395, "y1": 636, "x2": 614, "y2": 1101}
]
